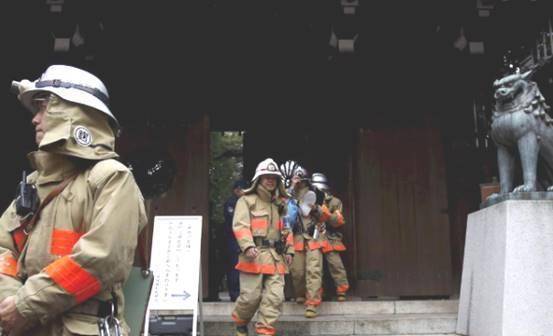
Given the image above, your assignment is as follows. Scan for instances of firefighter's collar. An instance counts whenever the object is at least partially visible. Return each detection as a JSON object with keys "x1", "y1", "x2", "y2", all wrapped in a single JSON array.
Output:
[
  {"x1": 28, "y1": 150, "x2": 80, "y2": 186},
  {"x1": 256, "y1": 184, "x2": 274, "y2": 203}
]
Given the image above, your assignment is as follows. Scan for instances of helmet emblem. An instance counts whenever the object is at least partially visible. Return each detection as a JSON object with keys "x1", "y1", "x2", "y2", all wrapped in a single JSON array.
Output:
[
  {"x1": 267, "y1": 163, "x2": 277, "y2": 171},
  {"x1": 73, "y1": 126, "x2": 93, "y2": 146}
]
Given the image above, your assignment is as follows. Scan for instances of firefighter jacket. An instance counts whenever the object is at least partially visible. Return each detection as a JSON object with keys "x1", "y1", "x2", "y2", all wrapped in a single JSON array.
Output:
[
  {"x1": 292, "y1": 186, "x2": 331, "y2": 252},
  {"x1": 233, "y1": 184, "x2": 294, "y2": 275},
  {"x1": 320, "y1": 194, "x2": 346, "y2": 253},
  {"x1": 0, "y1": 97, "x2": 147, "y2": 335}
]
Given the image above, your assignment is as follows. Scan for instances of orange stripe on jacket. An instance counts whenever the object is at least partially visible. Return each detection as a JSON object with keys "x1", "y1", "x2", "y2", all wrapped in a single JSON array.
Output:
[
  {"x1": 307, "y1": 240, "x2": 321, "y2": 250},
  {"x1": 251, "y1": 218, "x2": 268, "y2": 231},
  {"x1": 234, "y1": 228, "x2": 253, "y2": 240},
  {"x1": 334, "y1": 210, "x2": 345, "y2": 227},
  {"x1": 332, "y1": 241, "x2": 346, "y2": 251},
  {"x1": 0, "y1": 252, "x2": 18, "y2": 277},
  {"x1": 321, "y1": 240, "x2": 333, "y2": 253},
  {"x1": 44, "y1": 256, "x2": 101, "y2": 303},
  {"x1": 50, "y1": 229, "x2": 83, "y2": 256},
  {"x1": 235, "y1": 261, "x2": 286, "y2": 274},
  {"x1": 286, "y1": 233, "x2": 294, "y2": 246},
  {"x1": 294, "y1": 237, "x2": 304, "y2": 251},
  {"x1": 318, "y1": 205, "x2": 331, "y2": 223},
  {"x1": 12, "y1": 228, "x2": 26, "y2": 253}
]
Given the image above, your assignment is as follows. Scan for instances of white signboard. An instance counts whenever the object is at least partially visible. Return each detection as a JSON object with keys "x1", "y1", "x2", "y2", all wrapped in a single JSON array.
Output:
[{"x1": 145, "y1": 216, "x2": 203, "y2": 335}]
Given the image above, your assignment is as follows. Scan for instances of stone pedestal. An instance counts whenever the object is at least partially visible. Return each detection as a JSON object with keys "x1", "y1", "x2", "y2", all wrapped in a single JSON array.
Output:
[{"x1": 457, "y1": 200, "x2": 553, "y2": 336}]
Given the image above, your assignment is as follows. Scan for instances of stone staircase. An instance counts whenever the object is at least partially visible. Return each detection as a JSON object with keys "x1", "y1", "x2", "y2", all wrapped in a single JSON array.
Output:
[{"x1": 200, "y1": 299, "x2": 459, "y2": 336}]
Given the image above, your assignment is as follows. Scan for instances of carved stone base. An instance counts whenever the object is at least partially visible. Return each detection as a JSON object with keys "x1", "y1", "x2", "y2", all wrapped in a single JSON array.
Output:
[
  {"x1": 480, "y1": 191, "x2": 553, "y2": 209},
  {"x1": 457, "y1": 200, "x2": 553, "y2": 336}
]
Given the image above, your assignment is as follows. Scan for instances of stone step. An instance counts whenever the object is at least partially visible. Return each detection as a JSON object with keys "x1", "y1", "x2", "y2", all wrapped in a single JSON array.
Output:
[
  {"x1": 198, "y1": 299, "x2": 459, "y2": 317},
  {"x1": 203, "y1": 313, "x2": 458, "y2": 335},
  {"x1": 154, "y1": 300, "x2": 459, "y2": 335}
]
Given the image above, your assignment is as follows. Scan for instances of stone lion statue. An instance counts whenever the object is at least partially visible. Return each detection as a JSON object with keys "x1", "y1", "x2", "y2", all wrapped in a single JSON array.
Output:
[{"x1": 490, "y1": 70, "x2": 553, "y2": 198}]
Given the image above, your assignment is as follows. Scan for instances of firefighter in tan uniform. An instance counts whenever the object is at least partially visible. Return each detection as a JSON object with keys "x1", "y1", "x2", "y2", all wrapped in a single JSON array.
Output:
[
  {"x1": 231, "y1": 158, "x2": 294, "y2": 336},
  {"x1": 0, "y1": 65, "x2": 147, "y2": 335},
  {"x1": 288, "y1": 167, "x2": 331, "y2": 318},
  {"x1": 312, "y1": 173, "x2": 349, "y2": 301}
]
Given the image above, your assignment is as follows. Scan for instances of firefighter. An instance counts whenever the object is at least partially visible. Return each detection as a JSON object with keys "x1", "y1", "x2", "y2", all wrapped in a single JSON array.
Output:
[
  {"x1": 288, "y1": 167, "x2": 331, "y2": 318},
  {"x1": 231, "y1": 158, "x2": 294, "y2": 336},
  {"x1": 312, "y1": 173, "x2": 350, "y2": 301},
  {"x1": 0, "y1": 65, "x2": 147, "y2": 335}
]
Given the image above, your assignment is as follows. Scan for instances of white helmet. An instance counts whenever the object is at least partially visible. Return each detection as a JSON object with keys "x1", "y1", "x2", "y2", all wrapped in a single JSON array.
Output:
[
  {"x1": 279, "y1": 160, "x2": 301, "y2": 188},
  {"x1": 251, "y1": 158, "x2": 282, "y2": 182},
  {"x1": 311, "y1": 172, "x2": 330, "y2": 192},
  {"x1": 12, "y1": 65, "x2": 118, "y2": 129}
]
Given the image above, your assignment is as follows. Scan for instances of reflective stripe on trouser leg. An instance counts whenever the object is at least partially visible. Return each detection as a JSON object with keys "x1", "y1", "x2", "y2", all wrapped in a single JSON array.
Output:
[
  {"x1": 232, "y1": 272, "x2": 263, "y2": 325},
  {"x1": 290, "y1": 250, "x2": 306, "y2": 299},
  {"x1": 255, "y1": 273, "x2": 285, "y2": 335},
  {"x1": 325, "y1": 251, "x2": 349, "y2": 294},
  {"x1": 305, "y1": 248, "x2": 323, "y2": 306}
]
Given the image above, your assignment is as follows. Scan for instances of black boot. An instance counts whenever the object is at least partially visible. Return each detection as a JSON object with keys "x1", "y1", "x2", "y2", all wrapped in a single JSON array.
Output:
[{"x1": 236, "y1": 325, "x2": 248, "y2": 336}]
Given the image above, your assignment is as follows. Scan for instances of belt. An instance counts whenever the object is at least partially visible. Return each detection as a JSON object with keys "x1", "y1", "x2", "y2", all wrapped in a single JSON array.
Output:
[
  {"x1": 254, "y1": 237, "x2": 277, "y2": 248},
  {"x1": 69, "y1": 299, "x2": 117, "y2": 318}
]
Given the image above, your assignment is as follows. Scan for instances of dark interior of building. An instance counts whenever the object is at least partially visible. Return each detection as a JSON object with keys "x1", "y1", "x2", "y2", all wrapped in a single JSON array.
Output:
[{"x1": 2, "y1": 0, "x2": 553, "y2": 297}]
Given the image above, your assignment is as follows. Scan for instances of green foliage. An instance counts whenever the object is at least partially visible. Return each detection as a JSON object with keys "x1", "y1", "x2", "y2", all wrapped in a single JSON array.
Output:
[{"x1": 209, "y1": 132, "x2": 244, "y2": 227}]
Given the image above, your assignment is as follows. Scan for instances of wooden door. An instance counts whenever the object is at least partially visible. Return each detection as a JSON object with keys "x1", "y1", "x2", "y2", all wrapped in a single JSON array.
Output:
[
  {"x1": 354, "y1": 128, "x2": 452, "y2": 297},
  {"x1": 120, "y1": 114, "x2": 211, "y2": 297}
]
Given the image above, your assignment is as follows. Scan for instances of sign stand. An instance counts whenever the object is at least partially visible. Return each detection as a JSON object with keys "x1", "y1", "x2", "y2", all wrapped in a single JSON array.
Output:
[
  {"x1": 143, "y1": 216, "x2": 203, "y2": 335},
  {"x1": 198, "y1": 262, "x2": 204, "y2": 336}
]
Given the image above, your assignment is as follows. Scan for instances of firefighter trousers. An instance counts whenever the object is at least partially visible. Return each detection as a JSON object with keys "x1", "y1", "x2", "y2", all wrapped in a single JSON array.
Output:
[
  {"x1": 232, "y1": 272, "x2": 284, "y2": 335},
  {"x1": 290, "y1": 247, "x2": 323, "y2": 307},
  {"x1": 324, "y1": 251, "x2": 349, "y2": 294}
]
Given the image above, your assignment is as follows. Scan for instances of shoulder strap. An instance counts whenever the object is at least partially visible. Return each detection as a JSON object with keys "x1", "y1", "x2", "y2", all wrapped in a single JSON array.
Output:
[
  {"x1": 23, "y1": 174, "x2": 77, "y2": 233},
  {"x1": 12, "y1": 174, "x2": 77, "y2": 253}
]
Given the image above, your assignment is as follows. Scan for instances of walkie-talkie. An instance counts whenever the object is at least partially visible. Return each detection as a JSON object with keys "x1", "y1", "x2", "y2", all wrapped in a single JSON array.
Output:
[{"x1": 15, "y1": 171, "x2": 39, "y2": 220}]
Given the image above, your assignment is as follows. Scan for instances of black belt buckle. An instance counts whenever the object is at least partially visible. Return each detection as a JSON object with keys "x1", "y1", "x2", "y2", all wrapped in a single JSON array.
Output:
[{"x1": 98, "y1": 300, "x2": 116, "y2": 318}]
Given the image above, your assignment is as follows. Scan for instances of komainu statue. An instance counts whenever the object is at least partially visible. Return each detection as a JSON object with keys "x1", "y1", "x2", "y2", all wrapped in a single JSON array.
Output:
[{"x1": 490, "y1": 70, "x2": 553, "y2": 198}]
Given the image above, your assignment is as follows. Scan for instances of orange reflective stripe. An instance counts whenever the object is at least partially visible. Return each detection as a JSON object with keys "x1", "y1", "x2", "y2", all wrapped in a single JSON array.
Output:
[
  {"x1": 334, "y1": 211, "x2": 345, "y2": 227},
  {"x1": 255, "y1": 325, "x2": 276, "y2": 335},
  {"x1": 319, "y1": 205, "x2": 331, "y2": 223},
  {"x1": 333, "y1": 242, "x2": 346, "y2": 251},
  {"x1": 251, "y1": 218, "x2": 268, "y2": 230},
  {"x1": 305, "y1": 298, "x2": 321, "y2": 306},
  {"x1": 50, "y1": 229, "x2": 83, "y2": 256},
  {"x1": 307, "y1": 240, "x2": 321, "y2": 250},
  {"x1": 235, "y1": 261, "x2": 286, "y2": 274},
  {"x1": 232, "y1": 312, "x2": 248, "y2": 326},
  {"x1": 336, "y1": 284, "x2": 349, "y2": 294},
  {"x1": 286, "y1": 234, "x2": 294, "y2": 246},
  {"x1": 0, "y1": 252, "x2": 18, "y2": 277},
  {"x1": 234, "y1": 228, "x2": 253, "y2": 240},
  {"x1": 294, "y1": 239, "x2": 304, "y2": 251},
  {"x1": 44, "y1": 256, "x2": 101, "y2": 303},
  {"x1": 321, "y1": 240, "x2": 333, "y2": 253},
  {"x1": 12, "y1": 228, "x2": 27, "y2": 253}
]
